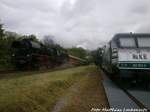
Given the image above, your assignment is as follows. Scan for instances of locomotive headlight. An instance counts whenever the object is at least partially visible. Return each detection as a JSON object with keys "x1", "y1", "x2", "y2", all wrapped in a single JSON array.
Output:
[
  {"x1": 27, "y1": 54, "x2": 30, "y2": 57},
  {"x1": 112, "y1": 53, "x2": 118, "y2": 57},
  {"x1": 112, "y1": 48, "x2": 118, "y2": 58},
  {"x1": 12, "y1": 54, "x2": 15, "y2": 56},
  {"x1": 112, "y1": 48, "x2": 117, "y2": 53}
]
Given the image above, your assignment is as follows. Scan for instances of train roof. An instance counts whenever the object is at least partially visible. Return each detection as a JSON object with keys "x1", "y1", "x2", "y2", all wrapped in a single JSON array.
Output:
[
  {"x1": 112, "y1": 33, "x2": 150, "y2": 40},
  {"x1": 12, "y1": 39, "x2": 43, "y2": 49}
]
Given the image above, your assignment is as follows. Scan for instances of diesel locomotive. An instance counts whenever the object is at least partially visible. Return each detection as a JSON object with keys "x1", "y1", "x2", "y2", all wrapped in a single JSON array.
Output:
[
  {"x1": 11, "y1": 39, "x2": 68, "y2": 70},
  {"x1": 101, "y1": 33, "x2": 150, "y2": 80}
]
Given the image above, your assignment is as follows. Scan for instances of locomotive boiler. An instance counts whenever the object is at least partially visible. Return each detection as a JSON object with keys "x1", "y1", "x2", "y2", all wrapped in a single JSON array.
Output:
[{"x1": 11, "y1": 39, "x2": 68, "y2": 70}]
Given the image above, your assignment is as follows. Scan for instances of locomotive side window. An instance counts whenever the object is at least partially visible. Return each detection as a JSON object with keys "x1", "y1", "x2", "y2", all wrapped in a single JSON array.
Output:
[
  {"x1": 103, "y1": 43, "x2": 111, "y2": 63},
  {"x1": 119, "y1": 37, "x2": 136, "y2": 47},
  {"x1": 137, "y1": 37, "x2": 150, "y2": 47}
]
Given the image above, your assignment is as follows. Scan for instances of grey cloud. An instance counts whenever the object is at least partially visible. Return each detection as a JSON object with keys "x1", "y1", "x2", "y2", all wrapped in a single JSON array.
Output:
[
  {"x1": 1, "y1": 0, "x2": 150, "y2": 50},
  {"x1": 130, "y1": 0, "x2": 150, "y2": 15}
]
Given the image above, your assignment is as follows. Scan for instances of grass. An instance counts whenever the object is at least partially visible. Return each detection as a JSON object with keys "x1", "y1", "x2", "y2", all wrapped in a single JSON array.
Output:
[{"x1": 0, "y1": 65, "x2": 94, "y2": 112}]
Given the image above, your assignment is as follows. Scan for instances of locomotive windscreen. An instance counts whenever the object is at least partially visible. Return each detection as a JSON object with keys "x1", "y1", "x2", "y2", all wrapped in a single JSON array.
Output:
[
  {"x1": 12, "y1": 41, "x2": 24, "y2": 48},
  {"x1": 137, "y1": 37, "x2": 150, "y2": 47},
  {"x1": 12, "y1": 41, "x2": 30, "y2": 48},
  {"x1": 119, "y1": 37, "x2": 136, "y2": 47},
  {"x1": 30, "y1": 41, "x2": 41, "y2": 49}
]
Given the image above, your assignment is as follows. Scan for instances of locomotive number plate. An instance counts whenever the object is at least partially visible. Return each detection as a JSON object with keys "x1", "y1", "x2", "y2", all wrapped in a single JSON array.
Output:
[{"x1": 119, "y1": 63, "x2": 150, "y2": 68}]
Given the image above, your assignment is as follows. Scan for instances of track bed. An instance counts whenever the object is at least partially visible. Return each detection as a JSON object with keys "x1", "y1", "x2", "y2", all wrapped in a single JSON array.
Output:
[{"x1": 102, "y1": 69, "x2": 150, "y2": 112}]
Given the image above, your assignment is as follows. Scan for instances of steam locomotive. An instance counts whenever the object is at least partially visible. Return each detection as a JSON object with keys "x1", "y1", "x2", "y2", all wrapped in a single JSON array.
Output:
[
  {"x1": 11, "y1": 39, "x2": 69, "y2": 70},
  {"x1": 101, "y1": 33, "x2": 150, "y2": 81}
]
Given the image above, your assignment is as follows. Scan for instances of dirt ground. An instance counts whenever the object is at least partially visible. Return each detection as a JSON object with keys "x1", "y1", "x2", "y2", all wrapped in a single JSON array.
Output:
[{"x1": 52, "y1": 69, "x2": 109, "y2": 112}]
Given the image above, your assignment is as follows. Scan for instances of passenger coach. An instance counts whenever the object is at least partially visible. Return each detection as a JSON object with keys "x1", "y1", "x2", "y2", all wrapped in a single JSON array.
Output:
[{"x1": 102, "y1": 33, "x2": 150, "y2": 80}]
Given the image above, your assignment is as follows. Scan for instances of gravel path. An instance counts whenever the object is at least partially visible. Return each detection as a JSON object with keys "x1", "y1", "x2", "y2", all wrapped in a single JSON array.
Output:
[
  {"x1": 51, "y1": 75, "x2": 85, "y2": 112},
  {"x1": 51, "y1": 72, "x2": 108, "y2": 112}
]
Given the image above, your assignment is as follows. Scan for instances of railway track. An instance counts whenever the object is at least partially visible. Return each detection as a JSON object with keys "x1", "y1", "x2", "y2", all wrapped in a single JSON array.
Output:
[
  {"x1": 0, "y1": 69, "x2": 17, "y2": 74},
  {"x1": 0, "y1": 64, "x2": 77, "y2": 76},
  {"x1": 118, "y1": 82, "x2": 149, "y2": 111},
  {"x1": 102, "y1": 70, "x2": 150, "y2": 112}
]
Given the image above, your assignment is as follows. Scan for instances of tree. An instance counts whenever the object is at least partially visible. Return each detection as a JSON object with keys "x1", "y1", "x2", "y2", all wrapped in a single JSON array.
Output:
[
  {"x1": 28, "y1": 34, "x2": 39, "y2": 41},
  {"x1": 0, "y1": 23, "x2": 4, "y2": 39},
  {"x1": 67, "y1": 47, "x2": 87, "y2": 59},
  {"x1": 43, "y1": 35, "x2": 55, "y2": 47},
  {"x1": 0, "y1": 23, "x2": 8, "y2": 68},
  {"x1": 0, "y1": 23, "x2": 5, "y2": 53}
]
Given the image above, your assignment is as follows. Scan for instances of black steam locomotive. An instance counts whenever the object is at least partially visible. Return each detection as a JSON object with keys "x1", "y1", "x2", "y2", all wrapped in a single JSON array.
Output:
[{"x1": 11, "y1": 39, "x2": 68, "y2": 70}]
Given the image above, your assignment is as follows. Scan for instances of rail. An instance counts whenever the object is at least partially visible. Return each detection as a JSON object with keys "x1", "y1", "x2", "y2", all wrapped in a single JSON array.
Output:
[{"x1": 103, "y1": 70, "x2": 150, "y2": 112}]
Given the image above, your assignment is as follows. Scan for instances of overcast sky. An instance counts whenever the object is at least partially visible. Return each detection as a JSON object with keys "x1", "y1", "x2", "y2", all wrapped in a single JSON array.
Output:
[{"x1": 0, "y1": 0, "x2": 150, "y2": 49}]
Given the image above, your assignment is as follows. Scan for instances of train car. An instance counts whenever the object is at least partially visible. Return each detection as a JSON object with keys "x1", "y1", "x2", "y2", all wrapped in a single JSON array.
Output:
[
  {"x1": 68, "y1": 55, "x2": 88, "y2": 66},
  {"x1": 102, "y1": 33, "x2": 150, "y2": 81},
  {"x1": 92, "y1": 48, "x2": 103, "y2": 67},
  {"x1": 11, "y1": 39, "x2": 68, "y2": 70}
]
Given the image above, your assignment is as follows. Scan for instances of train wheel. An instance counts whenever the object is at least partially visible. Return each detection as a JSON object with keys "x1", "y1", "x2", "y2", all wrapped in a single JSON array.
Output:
[
  {"x1": 32, "y1": 61, "x2": 40, "y2": 70},
  {"x1": 46, "y1": 62, "x2": 53, "y2": 69},
  {"x1": 146, "y1": 82, "x2": 150, "y2": 91},
  {"x1": 16, "y1": 63, "x2": 25, "y2": 70},
  {"x1": 144, "y1": 82, "x2": 148, "y2": 90},
  {"x1": 117, "y1": 74, "x2": 131, "y2": 89}
]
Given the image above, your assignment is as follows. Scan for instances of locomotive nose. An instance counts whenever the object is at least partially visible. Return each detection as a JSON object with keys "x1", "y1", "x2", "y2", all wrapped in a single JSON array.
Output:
[
  {"x1": 118, "y1": 49, "x2": 150, "y2": 62},
  {"x1": 118, "y1": 49, "x2": 150, "y2": 69}
]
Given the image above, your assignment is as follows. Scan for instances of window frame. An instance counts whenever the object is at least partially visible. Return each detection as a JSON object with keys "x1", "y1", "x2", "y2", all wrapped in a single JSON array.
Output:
[
  {"x1": 137, "y1": 37, "x2": 150, "y2": 48},
  {"x1": 118, "y1": 37, "x2": 137, "y2": 48}
]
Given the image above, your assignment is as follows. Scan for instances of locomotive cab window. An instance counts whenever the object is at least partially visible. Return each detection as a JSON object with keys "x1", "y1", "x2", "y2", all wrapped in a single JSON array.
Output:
[
  {"x1": 119, "y1": 37, "x2": 136, "y2": 48},
  {"x1": 30, "y1": 41, "x2": 41, "y2": 49},
  {"x1": 12, "y1": 41, "x2": 29, "y2": 49},
  {"x1": 137, "y1": 37, "x2": 150, "y2": 47}
]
